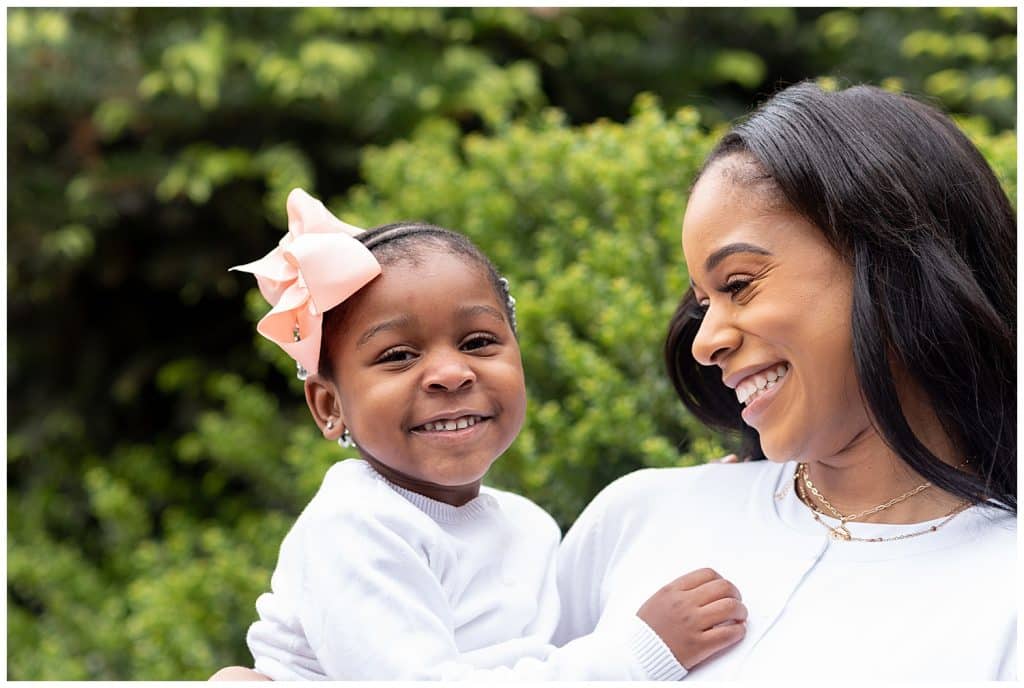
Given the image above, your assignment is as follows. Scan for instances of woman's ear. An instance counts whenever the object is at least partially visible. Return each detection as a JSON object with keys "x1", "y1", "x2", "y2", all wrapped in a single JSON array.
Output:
[{"x1": 304, "y1": 374, "x2": 345, "y2": 440}]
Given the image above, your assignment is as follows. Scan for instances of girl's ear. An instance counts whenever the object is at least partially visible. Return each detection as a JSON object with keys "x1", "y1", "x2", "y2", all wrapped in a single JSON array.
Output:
[{"x1": 304, "y1": 374, "x2": 345, "y2": 440}]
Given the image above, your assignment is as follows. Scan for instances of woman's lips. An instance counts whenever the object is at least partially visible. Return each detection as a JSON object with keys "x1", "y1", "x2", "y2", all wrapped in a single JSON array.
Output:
[
  {"x1": 735, "y1": 363, "x2": 790, "y2": 405},
  {"x1": 740, "y1": 369, "x2": 788, "y2": 426}
]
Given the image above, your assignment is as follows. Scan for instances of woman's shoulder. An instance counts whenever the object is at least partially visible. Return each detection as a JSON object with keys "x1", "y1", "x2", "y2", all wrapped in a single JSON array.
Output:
[
  {"x1": 595, "y1": 459, "x2": 783, "y2": 512},
  {"x1": 562, "y1": 460, "x2": 786, "y2": 539},
  {"x1": 559, "y1": 460, "x2": 786, "y2": 564},
  {"x1": 964, "y1": 504, "x2": 1017, "y2": 548}
]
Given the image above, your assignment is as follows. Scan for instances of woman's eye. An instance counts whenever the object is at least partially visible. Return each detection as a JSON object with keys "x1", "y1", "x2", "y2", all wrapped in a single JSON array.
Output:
[
  {"x1": 462, "y1": 335, "x2": 497, "y2": 351},
  {"x1": 377, "y1": 348, "x2": 416, "y2": 364},
  {"x1": 722, "y1": 277, "x2": 752, "y2": 295},
  {"x1": 690, "y1": 278, "x2": 751, "y2": 319}
]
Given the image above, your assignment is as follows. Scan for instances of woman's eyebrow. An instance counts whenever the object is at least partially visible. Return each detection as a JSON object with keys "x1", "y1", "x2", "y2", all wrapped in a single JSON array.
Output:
[{"x1": 704, "y1": 242, "x2": 772, "y2": 272}]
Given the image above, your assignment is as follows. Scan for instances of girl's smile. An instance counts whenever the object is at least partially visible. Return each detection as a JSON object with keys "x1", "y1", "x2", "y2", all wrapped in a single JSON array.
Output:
[
  {"x1": 409, "y1": 410, "x2": 495, "y2": 443},
  {"x1": 411, "y1": 412, "x2": 489, "y2": 434}
]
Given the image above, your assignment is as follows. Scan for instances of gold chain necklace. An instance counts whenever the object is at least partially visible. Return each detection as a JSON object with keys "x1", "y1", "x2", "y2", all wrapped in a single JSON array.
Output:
[
  {"x1": 796, "y1": 462, "x2": 935, "y2": 540},
  {"x1": 794, "y1": 470, "x2": 972, "y2": 542},
  {"x1": 794, "y1": 464, "x2": 970, "y2": 540}
]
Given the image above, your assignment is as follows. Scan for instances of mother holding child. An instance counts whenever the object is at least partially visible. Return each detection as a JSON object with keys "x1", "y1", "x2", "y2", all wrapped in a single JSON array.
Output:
[{"x1": 212, "y1": 82, "x2": 1016, "y2": 681}]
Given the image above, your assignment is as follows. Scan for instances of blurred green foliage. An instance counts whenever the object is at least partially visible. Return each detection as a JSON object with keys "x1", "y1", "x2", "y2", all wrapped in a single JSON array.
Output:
[{"x1": 7, "y1": 7, "x2": 1016, "y2": 680}]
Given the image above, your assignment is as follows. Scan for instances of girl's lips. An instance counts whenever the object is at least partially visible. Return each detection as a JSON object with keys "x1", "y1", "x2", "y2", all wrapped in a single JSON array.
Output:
[
  {"x1": 740, "y1": 371, "x2": 788, "y2": 426},
  {"x1": 410, "y1": 417, "x2": 491, "y2": 442}
]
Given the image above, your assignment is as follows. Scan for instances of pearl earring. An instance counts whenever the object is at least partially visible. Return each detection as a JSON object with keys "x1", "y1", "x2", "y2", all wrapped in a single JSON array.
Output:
[
  {"x1": 326, "y1": 419, "x2": 334, "y2": 431},
  {"x1": 338, "y1": 429, "x2": 355, "y2": 448}
]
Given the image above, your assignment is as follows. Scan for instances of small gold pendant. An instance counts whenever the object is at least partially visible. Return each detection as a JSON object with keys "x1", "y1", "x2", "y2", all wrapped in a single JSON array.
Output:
[{"x1": 830, "y1": 524, "x2": 852, "y2": 541}]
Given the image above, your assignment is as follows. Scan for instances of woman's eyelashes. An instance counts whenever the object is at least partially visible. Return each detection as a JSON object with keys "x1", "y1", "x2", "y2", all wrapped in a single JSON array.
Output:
[
  {"x1": 722, "y1": 275, "x2": 753, "y2": 295},
  {"x1": 693, "y1": 275, "x2": 755, "y2": 316}
]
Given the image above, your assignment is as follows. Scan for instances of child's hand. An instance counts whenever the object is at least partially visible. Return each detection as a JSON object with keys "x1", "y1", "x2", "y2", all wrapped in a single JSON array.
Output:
[{"x1": 636, "y1": 567, "x2": 747, "y2": 670}]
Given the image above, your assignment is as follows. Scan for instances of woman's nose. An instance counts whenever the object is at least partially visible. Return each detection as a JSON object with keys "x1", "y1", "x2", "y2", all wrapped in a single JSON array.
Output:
[
  {"x1": 422, "y1": 351, "x2": 476, "y2": 392},
  {"x1": 690, "y1": 304, "x2": 740, "y2": 367}
]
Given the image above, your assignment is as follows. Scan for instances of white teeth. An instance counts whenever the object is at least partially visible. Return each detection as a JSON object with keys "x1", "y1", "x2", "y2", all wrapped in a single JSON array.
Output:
[
  {"x1": 419, "y1": 416, "x2": 481, "y2": 432},
  {"x1": 735, "y1": 364, "x2": 789, "y2": 406}
]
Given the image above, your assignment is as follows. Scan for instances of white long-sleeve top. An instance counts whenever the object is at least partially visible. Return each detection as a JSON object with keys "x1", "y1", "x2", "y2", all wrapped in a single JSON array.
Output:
[
  {"x1": 554, "y1": 459, "x2": 1017, "y2": 681},
  {"x1": 247, "y1": 458, "x2": 682, "y2": 680}
]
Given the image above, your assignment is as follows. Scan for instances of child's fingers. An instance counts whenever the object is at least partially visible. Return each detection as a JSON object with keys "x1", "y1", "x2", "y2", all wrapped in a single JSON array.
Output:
[
  {"x1": 718, "y1": 453, "x2": 739, "y2": 463},
  {"x1": 692, "y1": 577, "x2": 742, "y2": 605},
  {"x1": 209, "y1": 667, "x2": 272, "y2": 681},
  {"x1": 696, "y1": 622, "x2": 747, "y2": 662},
  {"x1": 671, "y1": 567, "x2": 722, "y2": 591},
  {"x1": 698, "y1": 597, "x2": 748, "y2": 628}
]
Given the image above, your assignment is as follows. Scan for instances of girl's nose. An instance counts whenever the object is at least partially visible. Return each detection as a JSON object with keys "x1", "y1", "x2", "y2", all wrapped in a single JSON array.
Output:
[
  {"x1": 422, "y1": 351, "x2": 476, "y2": 392},
  {"x1": 690, "y1": 304, "x2": 741, "y2": 367}
]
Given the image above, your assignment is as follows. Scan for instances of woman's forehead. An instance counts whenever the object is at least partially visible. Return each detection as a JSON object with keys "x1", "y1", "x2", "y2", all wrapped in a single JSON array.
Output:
[{"x1": 683, "y1": 170, "x2": 767, "y2": 248}]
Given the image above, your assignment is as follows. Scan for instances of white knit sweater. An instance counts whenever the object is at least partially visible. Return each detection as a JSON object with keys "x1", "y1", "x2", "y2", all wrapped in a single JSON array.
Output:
[
  {"x1": 554, "y1": 460, "x2": 1017, "y2": 681},
  {"x1": 247, "y1": 459, "x2": 682, "y2": 680}
]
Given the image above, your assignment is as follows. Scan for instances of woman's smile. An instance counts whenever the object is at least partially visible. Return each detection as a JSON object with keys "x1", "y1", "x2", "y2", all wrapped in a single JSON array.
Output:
[{"x1": 739, "y1": 364, "x2": 789, "y2": 426}]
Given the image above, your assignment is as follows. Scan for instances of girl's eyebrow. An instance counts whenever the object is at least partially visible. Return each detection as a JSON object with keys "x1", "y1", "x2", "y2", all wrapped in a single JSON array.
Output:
[
  {"x1": 457, "y1": 304, "x2": 506, "y2": 322},
  {"x1": 356, "y1": 314, "x2": 415, "y2": 349}
]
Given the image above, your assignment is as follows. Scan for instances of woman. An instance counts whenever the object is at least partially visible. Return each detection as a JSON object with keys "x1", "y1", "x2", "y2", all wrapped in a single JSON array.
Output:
[
  {"x1": 553, "y1": 81, "x2": 1016, "y2": 680},
  {"x1": 213, "y1": 82, "x2": 1016, "y2": 680}
]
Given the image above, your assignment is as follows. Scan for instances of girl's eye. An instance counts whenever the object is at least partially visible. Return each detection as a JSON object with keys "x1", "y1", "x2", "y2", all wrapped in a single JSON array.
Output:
[
  {"x1": 462, "y1": 334, "x2": 497, "y2": 351},
  {"x1": 377, "y1": 348, "x2": 416, "y2": 364}
]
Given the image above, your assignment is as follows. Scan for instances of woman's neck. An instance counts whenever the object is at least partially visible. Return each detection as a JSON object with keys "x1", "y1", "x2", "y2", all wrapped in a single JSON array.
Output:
[{"x1": 800, "y1": 427, "x2": 968, "y2": 524}]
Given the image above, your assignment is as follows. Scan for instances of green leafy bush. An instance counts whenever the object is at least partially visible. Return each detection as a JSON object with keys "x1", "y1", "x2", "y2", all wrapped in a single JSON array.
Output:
[
  {"x1": 9, "y1": 94, "x2": 1015, "y2": 679},
  {"x1": 7, "y1": 7, "x2": 1016, "y2": 680}
]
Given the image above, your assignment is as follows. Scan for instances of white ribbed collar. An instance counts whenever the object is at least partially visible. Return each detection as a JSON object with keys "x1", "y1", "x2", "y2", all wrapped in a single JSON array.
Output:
[{"x1": 357, "y1": 459, "x2": 501, "y2": 524}]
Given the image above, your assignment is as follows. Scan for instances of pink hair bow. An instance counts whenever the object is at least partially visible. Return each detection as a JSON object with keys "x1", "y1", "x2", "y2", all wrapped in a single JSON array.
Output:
[{"x1": 231, "y1": 188, "x2": 381, "y2": 376}]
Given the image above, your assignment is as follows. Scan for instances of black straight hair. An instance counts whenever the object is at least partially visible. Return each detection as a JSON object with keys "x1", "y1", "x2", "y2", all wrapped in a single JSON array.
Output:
[
  {"x1": 317, "y1": 221, "x2": 515, "y2": 381},
  {"x1": 665, "y1": 82, "x2": 1016, "y2": 512}
]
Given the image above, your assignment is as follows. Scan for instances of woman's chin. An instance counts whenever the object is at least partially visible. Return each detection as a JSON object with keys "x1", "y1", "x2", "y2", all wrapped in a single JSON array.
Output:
[{"x1": 756, "y1": 436, "x2": 796, "y2": 463}]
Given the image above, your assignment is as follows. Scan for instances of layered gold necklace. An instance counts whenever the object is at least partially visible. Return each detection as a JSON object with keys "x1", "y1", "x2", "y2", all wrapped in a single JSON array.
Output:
[{"x1": 793, "y1": 462, "x2": 972, "y2": 543}]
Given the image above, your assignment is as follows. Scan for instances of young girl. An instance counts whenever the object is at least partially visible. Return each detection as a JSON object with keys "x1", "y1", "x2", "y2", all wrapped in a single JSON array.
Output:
[{"x1": 212, "y1": 189, "x2": 747, "y2": 680}]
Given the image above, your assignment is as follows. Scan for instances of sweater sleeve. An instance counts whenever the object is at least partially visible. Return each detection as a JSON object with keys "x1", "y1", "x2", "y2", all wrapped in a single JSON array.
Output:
[
  {"x1": 295, "y1": 504, "x2": 681, "y2": 681},
  {"x1": 554, "y1": 469, "x2": 687, "y2": 680}
]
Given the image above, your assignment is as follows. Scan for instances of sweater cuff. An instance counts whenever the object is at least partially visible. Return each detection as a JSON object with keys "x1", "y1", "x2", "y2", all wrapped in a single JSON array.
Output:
[{"x1": 627, "y1": 614, "x2": 688, "y2": 680}]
